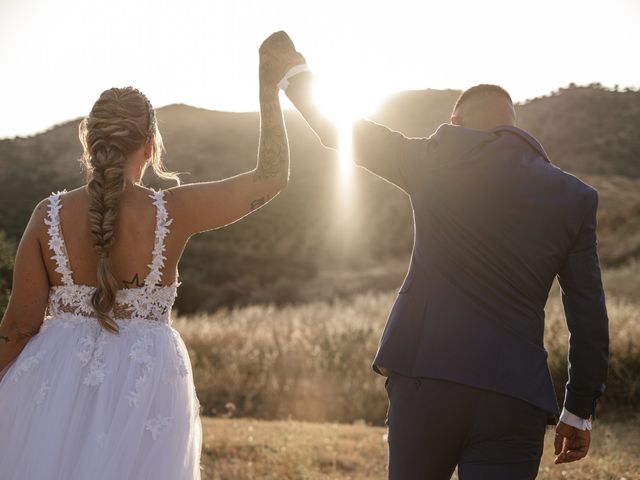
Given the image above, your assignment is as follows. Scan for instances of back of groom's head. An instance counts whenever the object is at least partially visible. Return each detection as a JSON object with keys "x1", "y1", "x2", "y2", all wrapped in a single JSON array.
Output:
[{"x1": 450, "y1": 84, "x2": 516, "y2": 131}]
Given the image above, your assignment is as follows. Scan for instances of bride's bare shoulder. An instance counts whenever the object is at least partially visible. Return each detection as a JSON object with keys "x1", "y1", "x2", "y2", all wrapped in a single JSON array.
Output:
[
  {"x1": 26, "y1": 187, "x2": 86, "y2": 232},
  {"x1": 56, "y1": 186, "x2": 87, "y2": 203},
  {"x1": 32, "y1": 186, "x2": 87, "y2": 209}
]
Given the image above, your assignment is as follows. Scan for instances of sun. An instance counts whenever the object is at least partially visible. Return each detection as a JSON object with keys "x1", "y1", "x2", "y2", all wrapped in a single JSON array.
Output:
[{"x1": 312, "y1": 73, "x2": 383, "y2": 184}]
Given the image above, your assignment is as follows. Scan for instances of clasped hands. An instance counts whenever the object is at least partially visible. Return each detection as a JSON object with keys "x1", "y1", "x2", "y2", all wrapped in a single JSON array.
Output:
[
  {"x1": 258, "y1": 31, "x2": 338, "y2": 149},
  {"x1": 259, "y1": 31, "x2": 306, "y2": 92}
]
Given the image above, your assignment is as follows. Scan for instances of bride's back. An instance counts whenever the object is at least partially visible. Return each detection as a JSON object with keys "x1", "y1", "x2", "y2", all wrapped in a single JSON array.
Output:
[
  {"x1": 41, "y1": 87, "x2": 185, "y2": 332},
  {"x1": 42, "y1": 186, "x2": 181, "y2": 289}
]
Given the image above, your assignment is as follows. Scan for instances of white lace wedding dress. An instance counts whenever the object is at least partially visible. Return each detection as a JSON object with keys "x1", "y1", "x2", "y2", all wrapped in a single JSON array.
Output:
[{"x1": 0, "y1": 190, "x2": 202, "y2": 480}]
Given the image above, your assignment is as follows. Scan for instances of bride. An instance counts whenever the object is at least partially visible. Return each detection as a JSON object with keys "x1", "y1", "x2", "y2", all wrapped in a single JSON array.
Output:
[{"x1": 0, "y1": 35, "x2": 297, "y2": 479}]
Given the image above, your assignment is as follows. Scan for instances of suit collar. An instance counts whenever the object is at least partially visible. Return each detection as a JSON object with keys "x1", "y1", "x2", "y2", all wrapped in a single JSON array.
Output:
[
  {"x1": 432, "y1": 123, "x2": 551, "y2": 164},
  {"x1": 489, "y1": 125, "x2": 551, "y2": 163}
]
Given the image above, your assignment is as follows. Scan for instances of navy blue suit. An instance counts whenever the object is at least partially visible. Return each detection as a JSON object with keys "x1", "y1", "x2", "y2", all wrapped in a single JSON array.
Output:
[{"x1": 351, "y1": 120, "x2": 609, "y2": 478}]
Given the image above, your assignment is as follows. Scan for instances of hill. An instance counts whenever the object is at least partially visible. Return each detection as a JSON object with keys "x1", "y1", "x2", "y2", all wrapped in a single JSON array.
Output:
[{"x1": 0, "y1": 84, "x2": 639, "y2": 313}]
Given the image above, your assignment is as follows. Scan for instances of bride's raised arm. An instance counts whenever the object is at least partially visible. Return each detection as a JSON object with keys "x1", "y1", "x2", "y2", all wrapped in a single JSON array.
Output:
[{"x1": 166, "y1": 34, "x2": 300, "y2": 239}]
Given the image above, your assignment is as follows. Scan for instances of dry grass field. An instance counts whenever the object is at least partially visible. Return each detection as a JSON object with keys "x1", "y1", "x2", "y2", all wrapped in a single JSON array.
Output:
[
  {"x1": 175, "y1": 263, "x2": 640, "y2": 423},
  {"x1": 198, "y1": 417, "x2": 640, "y2": 480},
  {"x1": 173, "y1": 262, "x2": 640, "y2": 479}
]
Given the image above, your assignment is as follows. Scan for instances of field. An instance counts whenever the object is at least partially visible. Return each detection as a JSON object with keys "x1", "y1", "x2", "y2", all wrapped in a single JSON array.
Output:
[
  {"x1": 198, "y1": 417, "x2": 640, "y2": 480},
  {"x1": 172, "y1": 262, "x2": 640, "y2": 478},
  {"x1": 174, "y1": 263, "x2": 640, "y2": 424}
]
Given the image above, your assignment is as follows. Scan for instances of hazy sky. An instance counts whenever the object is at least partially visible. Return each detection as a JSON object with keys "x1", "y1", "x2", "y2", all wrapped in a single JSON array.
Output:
[{"x1": 1, "y1": 0, "x2": 638, "y2": 139}]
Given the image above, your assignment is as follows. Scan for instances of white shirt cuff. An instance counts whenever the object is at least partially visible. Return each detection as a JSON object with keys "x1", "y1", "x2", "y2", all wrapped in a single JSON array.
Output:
[
  {"x1": 560, "y1": 407, "x2": 592, "y2": 430},
  {"x1": 277, "y1": 63, "x2": 311, "y2": 91}
]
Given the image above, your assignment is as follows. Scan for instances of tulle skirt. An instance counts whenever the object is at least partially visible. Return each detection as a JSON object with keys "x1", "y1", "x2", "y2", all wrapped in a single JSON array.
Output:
[{"x1": 0, "y1": 313, "x2": 202, "y2": 480}]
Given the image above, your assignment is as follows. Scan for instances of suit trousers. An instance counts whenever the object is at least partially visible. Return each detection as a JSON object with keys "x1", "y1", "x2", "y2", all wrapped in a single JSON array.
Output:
[{"x1": 385, "y1": 373, "x2": 549, "y2": 480}]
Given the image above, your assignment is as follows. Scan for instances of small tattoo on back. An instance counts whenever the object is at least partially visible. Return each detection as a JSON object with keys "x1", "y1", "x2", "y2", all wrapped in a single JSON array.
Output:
[
  {"x1": 123, "y1": 273, "x2": 144, "y2": 289},
  {"x1": 0, "y1": 335, "x2": 9, "y2": 343}
]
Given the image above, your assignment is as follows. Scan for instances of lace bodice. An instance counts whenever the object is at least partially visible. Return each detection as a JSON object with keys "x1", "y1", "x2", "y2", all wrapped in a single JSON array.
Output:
[{"x1": 45, "y1": 190, "x2": 178, "y2": 324}]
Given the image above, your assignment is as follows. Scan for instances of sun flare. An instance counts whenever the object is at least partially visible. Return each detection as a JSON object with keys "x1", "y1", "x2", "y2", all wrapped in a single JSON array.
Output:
[{"x1": 313, "y1": 74, "x2": 384, "y2": 184}]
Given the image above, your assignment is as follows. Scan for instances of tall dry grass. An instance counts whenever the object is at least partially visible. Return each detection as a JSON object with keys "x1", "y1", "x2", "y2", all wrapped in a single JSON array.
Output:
[
  {"x1": 176, "y1": 294, "x2": 389, "y2": 422},
  {"x1": 175, "y1": 264, "x2": 640, "y2": 424}
]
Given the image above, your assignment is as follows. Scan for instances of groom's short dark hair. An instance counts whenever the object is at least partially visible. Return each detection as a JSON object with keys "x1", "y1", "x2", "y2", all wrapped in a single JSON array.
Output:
[{"x1": 453, "y1": 84, "x2": 513, "y2": 113}]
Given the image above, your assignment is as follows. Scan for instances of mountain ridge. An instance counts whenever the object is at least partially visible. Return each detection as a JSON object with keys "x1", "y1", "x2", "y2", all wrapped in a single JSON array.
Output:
[{"x1": 1, "y1": 84, "x2": 638, "y2": 313}]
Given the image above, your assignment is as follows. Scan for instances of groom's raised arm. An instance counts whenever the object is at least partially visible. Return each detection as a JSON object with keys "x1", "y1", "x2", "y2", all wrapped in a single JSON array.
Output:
[
  {"x1": 352, "y1": 118, "x2": 430, "y2": 194},
  {"x1": 269, "y1": 32, "x2": 429, "y2": 194},
  {"x1": 288, "y1": 73, "x2": 429, "y2": 194}
]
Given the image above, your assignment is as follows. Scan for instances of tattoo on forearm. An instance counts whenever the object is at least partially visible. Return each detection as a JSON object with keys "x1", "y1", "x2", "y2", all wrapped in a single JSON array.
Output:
[
  {"x1": 250, "y1": 195, "x2": 271, "y2": 211},
  {"x1": 255, "y1": 132, "x2": 286, "y2": 180},
  {"x1": 0, "y1": 335, "x2": 9, "y2": 343},
  {"x1": 255, "y1": 91, "x2": 289, "y2": 182}
]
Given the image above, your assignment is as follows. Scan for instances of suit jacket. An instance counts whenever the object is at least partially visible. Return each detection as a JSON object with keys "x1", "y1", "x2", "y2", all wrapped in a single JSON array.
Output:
[{"x1": 353, "y1": 120, "x2": 609, "y2": 419}]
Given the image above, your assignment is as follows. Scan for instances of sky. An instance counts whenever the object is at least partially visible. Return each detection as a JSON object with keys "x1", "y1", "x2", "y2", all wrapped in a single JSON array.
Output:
[{"x1": 0, "y1": 0, "x2": 639, "y2": 139}]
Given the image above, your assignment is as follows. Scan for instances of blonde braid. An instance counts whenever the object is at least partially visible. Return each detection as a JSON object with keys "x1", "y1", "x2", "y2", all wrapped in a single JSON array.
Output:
[
  {"x1": 79, "y1": 87, "x2": 179, "y2": 333},
  {"x1": 87, "y1": 143, "x2": 126, "y2": 333}
]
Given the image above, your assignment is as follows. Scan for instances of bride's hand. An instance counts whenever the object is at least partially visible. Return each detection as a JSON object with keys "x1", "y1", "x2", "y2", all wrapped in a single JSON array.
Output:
[{"x1": 259, "y1": 31, "x2": 306, "y2": 90}]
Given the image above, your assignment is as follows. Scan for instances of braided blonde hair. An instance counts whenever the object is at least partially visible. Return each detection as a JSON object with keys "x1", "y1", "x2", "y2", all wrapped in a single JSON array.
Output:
[{"x1": 79, "y1": 87, "x2": 179, "y2": 333}]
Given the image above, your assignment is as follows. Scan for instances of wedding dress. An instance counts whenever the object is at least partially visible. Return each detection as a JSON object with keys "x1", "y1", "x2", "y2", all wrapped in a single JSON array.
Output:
[{"x1": 0, "y1": 190, "x2": 202, "y2": 479}]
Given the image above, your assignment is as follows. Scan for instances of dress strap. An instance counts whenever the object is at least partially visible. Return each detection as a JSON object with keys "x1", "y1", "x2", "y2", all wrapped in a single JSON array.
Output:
[
  {"x1": 143, "y1": 190, "x2": 173, "y2": 288},
  {"x1": 44, "y1": 190, "x2": 74, "y2": 286}
]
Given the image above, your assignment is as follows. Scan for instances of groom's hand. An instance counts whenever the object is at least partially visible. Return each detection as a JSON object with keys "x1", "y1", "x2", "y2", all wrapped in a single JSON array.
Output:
[
  {"x1": 259, "y1": 31, "x2": 306, "y2": 89},
  {"x1": 259, "y1": 31, "x2": 337, "y2": 149},
  {"x1": 554, "y1": 421, "x2": 591, "y2": 464}
]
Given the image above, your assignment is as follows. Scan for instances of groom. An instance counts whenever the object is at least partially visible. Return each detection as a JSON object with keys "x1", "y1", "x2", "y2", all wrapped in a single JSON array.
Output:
[{"x1": 261, "y1": 32, "x2": 609, "y2": 479}]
